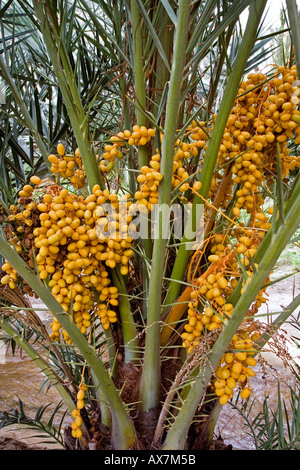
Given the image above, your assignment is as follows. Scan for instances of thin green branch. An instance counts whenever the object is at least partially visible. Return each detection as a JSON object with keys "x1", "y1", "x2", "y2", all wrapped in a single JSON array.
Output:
[
  {"x1": 163, "y1": 0, "x2": 268, "y2": 314},
  {"x1": 111, "y1": 266, "x2": 139, "y2": 363},
  {"x1": 286, "y1": 0, "x2": 300, "y2": 80},
  {"x1": 130, "y1": 0, "x2": 153, "y2": 315},
  {"x1": 139, "y1": 0, "x2": 192, "y2": 412},
  {"x1": 130, "y1": 0, "x2": 148, "y2": 169}
]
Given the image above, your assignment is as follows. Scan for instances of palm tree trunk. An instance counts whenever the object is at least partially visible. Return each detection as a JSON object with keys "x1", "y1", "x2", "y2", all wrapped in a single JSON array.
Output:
[{"x1": 139, "y1": 0, "x2": 192, "y2": 412}]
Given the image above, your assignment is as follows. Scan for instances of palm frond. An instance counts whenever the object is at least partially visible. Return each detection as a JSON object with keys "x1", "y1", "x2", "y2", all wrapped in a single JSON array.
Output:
[
  {"x1": 231, "y1": 381, "x2": 300, "y2": 450},
  {"x1": 0, "y1": 398, "x2": 67, "y2": 448}
]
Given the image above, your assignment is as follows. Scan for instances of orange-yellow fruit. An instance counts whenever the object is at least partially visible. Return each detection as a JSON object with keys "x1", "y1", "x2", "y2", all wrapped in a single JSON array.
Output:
[
  {"x1": 240, "y1": 387, "x2": 251, "y2": 399},
  {"x1": 57, "y1": 143, "x2": 65, "y2": 156},
  {"x1": 219, "y1": 394, "x2": 229, "y2": 405},
  {"x1": 30, "y1": 175, "x2": 42, "y2": 185}
]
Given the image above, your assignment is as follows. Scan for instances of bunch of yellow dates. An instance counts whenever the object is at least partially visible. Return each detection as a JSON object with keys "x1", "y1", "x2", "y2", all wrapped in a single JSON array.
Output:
[{"x1": 0, "y1": 160, "x2": 134, "y2": 343}]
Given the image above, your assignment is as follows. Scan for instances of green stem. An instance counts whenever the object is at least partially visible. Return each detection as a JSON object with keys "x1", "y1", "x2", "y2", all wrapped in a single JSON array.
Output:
[
  {"x1": 286, "y1": 0, "x2": 300, "y2": 80},
  {"x1": 104, "y1": 327, "x2": 117, "y2": 376},
  {"x1": 91, "y1": 371, "x2": 112, "y2": 429},
  {"x1": 163, "y1": 0, "x2": 268, "y2": 311},
  {"x1": 163, "y1": 186, "x2": 300, "y2": 450},
  {"x1": 139, "y1": 0, "x2": 192, "y2": 412},
  {"x1": 130, "y1": 0, "x2": 152, "y2": 316},
  {"x1": 130, "y1": 0, "x2": 149, "y2": 169},
  {"x1": 0, "y1": 238, "x2": 136, "y2": 450},
  {"x1": 33, "y1": 0, "x2": 103, "y2": 192},
  {"x1": 153, "y1": 4, "x2": 172, "y2": 120},
  {"x1": 111, "y1": 266, "x2": 139, "y2": 363}
]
